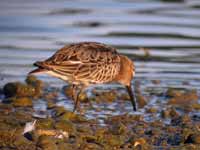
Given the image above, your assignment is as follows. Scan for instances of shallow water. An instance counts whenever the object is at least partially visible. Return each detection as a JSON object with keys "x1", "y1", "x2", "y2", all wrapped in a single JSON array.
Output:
[{"x1": 0, "y1": 0, "x2": 200, "y2": 123}]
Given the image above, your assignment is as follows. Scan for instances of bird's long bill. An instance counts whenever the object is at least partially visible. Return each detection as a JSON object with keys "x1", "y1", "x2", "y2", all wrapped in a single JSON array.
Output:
[{"x1": 126, "y1": 85, "x2": 137, "y2": 111}]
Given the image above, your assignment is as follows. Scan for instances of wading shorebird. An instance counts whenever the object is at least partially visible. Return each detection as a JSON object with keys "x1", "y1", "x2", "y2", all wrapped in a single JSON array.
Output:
[{"x1": 29, "y1": 42, "x2": 137, "y2": 112}]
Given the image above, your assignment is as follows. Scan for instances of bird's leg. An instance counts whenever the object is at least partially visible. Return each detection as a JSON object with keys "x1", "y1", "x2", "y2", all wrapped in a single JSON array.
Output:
[
  {"x1": 73, "y1": 85, "x2": 83, "y2": 112},
  {"x1": 73, "y1": 85, "x2": 88, "y2": 112},
  {"x1": 72, "y1": 84, "x2": 77, "y2": 100},
  {"x1": 126, "y1": 84, "x2": 137, "y2": 111},
  {"x1": 73, "y1": 91, "x2": 81, "y2": 112},
  {"x1": 72, "y1": 84, "x2": 80, "y2": 112}
]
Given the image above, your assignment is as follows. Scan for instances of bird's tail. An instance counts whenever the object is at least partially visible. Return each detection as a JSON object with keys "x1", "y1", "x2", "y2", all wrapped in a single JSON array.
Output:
[{"x1": 28, "y1": 61, "x2": 48, "y2": 75}]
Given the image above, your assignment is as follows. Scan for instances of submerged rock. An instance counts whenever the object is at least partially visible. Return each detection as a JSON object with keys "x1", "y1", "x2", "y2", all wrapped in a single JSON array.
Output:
[
  {"x1": 167, "y1": 89, "x2": 198, "y2": 105},
  {"x1": 3, "y1": 82, "x2": 36, "y2": 98},
  {"x1": 3, "y1": 76, "x2": 43, "y2": 99}
]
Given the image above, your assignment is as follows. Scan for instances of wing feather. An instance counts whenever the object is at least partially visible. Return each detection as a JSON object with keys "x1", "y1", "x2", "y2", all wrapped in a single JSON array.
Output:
[{"x1": 38, "y1": 42, "x2": 121, "y2": 84}]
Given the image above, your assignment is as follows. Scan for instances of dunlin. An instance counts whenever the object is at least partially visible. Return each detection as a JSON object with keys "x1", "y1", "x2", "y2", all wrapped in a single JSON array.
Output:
[{"x1": 29, "y1": 42, "x2": 137, "y2": 111}]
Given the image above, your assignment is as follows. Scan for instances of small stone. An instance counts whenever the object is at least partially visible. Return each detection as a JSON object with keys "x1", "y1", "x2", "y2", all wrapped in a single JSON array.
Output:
[
  {"x1": 12, "y1": 111, "x2": 33, "y2": 123},
  {"x1": 92, "y1": 90, "x2": 117, "y2": 102},
  {"x1": 106, "y1": 134, "x2": 123, "y2": 146},
  {"x1": 24, "y1": 131, "x2": 39, "y2": 142},
  {"x1": 43, "y1": 91, "x2": 58, "y2": 101},
  {"x1": 167, "y1": 90, "x2": 198, "y2": 105},
  {"x1": 37, "y1": 135, "x2": 58, "y2": 150},
  {"x1": 3, "y1": 82, "x2": 17, "y2": 97},
  {"x1": 166, "y1": 88, "x2": 182, "y2": 97},
  {"x1": 0, "y1": 104, "x2": 13, "y2": 114},
  {"x1": 63, "y1": 86, "x2": 73, "y2": 99},
  {"x1": 58, "y1": 111, "x2": 87, "y2": 122},
  {"x1": 137, "y1": 95, "x2": 147, "y2": 108},
  {"x1": 169, "y1": 108, "x2": 179, "y2": 118},
  {"x1": 58, "y1": 111, "x2": 75, "y2": 121},
  {"x1": 78, "y1": 91, "x2": 88, "y2": 102},
  {"x1": 152, "y1": 80, "x2": 161, "y2": 85},
  {"x1": 109, "y1": 122, "x2": 127, "y2": 135},
  {"x1": 52, "y1": 106, "x2": 67, "y2": 117},
  {"x1": 171, "y1": 115, "x2": 191, "y2": 126},
  {"x1": 26, "y1": 75, "x2": 44, "y2": 98},
  {"x1": 0, "y1": 128, "x2": 35, "y2": 149},
  {"x1": 55, "y1": 120, "x2": 76, "y2": 135},
  {"x1": 57, "y1": 142, "x2": 74, "y2": 150},
  {"x1": 118, "y1": 93, "x2": 130, "y2": 101},
  {"x1": 64, "y1": 86, "x2": 88, "y2": 102},
  {"x1": 185, "y1": 134, "x2": 200, "y2": 144},
  {"x1": 161, "y1": 110, "x2": 170, "y2": 118},
  {"x1": 25, "y1": 75, "x2": 38, "y2": 85},
  {"x1": 47, "y1": 102, "x2": 56, "y2": 109},
  {"x1": 80, "y1": 143, "x2": 102, "y2": 150},
  {"x1": 13, "y1": 97, "x2": 33, "y2": 107},
  {"x1": 101, "y1": 91, "x2": 117, "y2": 102},
  {"x1": 146, "y1": 107, "x2": 157, "y2": 113},
  {"x1": 133, "y1": 137, "x2": 147, "y2": 147},
  {"x1": 36, "y1": 118, "x2": 54, "y2": 129},
  {"x1": 192, "y1": 103, "x2": 200, "y2": 110}
]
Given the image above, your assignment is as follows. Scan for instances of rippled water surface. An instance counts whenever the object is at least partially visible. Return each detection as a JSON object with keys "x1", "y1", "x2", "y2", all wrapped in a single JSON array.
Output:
[{"x1": 1, "y1": 0, "x2": 200, "y2": 122}]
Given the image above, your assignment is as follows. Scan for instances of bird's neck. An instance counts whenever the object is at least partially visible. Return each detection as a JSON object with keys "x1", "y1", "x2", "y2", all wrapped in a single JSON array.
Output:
[{"x1": 114, "y1": 55, "x2": 134, "y2": 86}]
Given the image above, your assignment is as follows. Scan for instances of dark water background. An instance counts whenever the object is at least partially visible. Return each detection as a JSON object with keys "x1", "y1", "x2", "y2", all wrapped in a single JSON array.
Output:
[{"x1": 0, "y1": 0, "x2": 200, "y2": 121}]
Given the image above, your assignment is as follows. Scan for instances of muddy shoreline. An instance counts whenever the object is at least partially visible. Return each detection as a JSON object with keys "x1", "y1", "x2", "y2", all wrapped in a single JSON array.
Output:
[{"x1": 0, "y1": 76, "x2": 199, "y2": 150}]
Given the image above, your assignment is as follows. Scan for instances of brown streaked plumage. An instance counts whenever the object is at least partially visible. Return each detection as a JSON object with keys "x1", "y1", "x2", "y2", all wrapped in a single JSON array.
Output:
[{"x1": 29, "y1": 42, "x2": 137, "y2": 111}]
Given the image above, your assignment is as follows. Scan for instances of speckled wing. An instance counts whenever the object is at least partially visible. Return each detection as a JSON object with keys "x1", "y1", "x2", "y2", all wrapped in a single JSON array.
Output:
[{"x1": 41, "y1": 42, "x2": 121, "y2": 84}]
